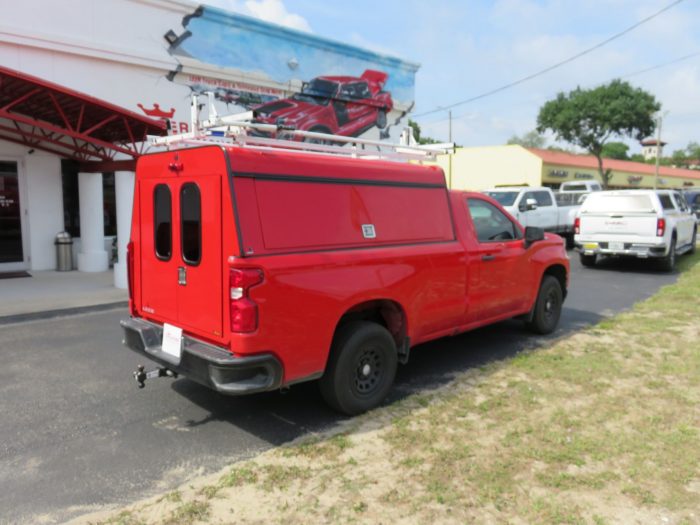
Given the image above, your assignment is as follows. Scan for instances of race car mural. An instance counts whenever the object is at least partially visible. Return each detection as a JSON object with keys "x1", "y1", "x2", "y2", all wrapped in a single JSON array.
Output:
[{"x1": 252, "y1": 70, "x2": 393, "y2": 139}]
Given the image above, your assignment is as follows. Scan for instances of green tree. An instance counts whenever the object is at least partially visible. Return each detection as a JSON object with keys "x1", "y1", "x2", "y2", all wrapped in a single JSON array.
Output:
[
  {"x1": 506, "y1": 130, "x2": 546, "y2": 148},
  {"x1": 601, "y1": 141, "x2": 629, "y2": 160},
  {"x1": 536, "y1": 80, "x2": 660, "y2": 188},
  {"x1": 408, "y1": 119, "x2": 440, "y2": 145}
]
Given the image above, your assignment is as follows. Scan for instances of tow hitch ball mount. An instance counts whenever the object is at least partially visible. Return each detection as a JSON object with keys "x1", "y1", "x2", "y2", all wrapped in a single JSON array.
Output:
[{"x1": 133, "y1": 364, "x2": 178, "y2": 388}]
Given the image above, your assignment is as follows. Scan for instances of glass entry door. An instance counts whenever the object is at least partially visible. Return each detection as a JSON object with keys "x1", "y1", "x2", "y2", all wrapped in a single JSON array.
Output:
[{"x1": 0, "y1": 161, "x2": 25, "y2": 265}]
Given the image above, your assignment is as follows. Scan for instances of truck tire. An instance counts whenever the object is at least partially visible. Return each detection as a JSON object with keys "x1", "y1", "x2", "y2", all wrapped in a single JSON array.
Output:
[
  {"x1": 579, "y1": 253, "x2": 596, "y2": 267},
  {"x1": 319, "y1": 321, "x2": 397, "y2": 416},
  {"x1": 660, "y1": 237, "x2": 677, "y2": 272},
  {"x1": 526, "y1": 275, "x2": 563, "y2": 335},
  {"x1": 691, "y1": 228, "x2": 697, "y2": 255}
]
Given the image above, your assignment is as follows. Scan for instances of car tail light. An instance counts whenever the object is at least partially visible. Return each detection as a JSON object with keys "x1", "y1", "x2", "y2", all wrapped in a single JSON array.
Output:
[
  {"x1": 229, "y1": 268, "x2": 263, "y2": 333},
  {"x1": 656, "y1": 218, "x2": 666, "y2": 237},
  {"x1": 574, "y1": 217, "x2": 580, "y2": 235}
]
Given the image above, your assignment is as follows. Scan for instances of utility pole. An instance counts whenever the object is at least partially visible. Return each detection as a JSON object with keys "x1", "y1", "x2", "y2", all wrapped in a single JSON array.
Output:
[{"x1": 448, "y1": 110, "x2": 453, "y2": 188}]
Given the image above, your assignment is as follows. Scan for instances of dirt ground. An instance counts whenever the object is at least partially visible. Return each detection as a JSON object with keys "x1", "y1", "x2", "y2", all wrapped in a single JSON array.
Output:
[{"x1": 72, "y1": 254, "x2": 700, "y2": 525}]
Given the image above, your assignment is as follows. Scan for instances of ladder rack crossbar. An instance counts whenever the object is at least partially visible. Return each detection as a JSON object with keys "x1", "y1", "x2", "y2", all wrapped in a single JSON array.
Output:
[{"x1": 148, "y1": 96, "x2": 454, "y2": 162}]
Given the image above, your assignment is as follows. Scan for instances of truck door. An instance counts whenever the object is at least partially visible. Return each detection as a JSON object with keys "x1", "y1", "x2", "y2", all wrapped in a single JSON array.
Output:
[
  {"x1": 139, "y1": 173, "x2": 223, "y2": 340},
  {"x1": 533, "y1": 190, "x2": 558, "y2": 230},
  {"x1": 464, "y1": 197, "x2": 531, "y2": 320}
]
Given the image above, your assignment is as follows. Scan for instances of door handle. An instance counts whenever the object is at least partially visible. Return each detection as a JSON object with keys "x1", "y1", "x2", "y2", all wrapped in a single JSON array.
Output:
[
  {"x1": 178, "y1": 266, "x2": 187, "y2": 286},
  {"x1": 481, "y1": 254, "x2": 496, "y2": 261}
]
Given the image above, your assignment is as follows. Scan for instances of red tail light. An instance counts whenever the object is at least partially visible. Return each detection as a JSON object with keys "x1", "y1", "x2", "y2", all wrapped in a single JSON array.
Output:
[
  {"x1": 656, "y1": 218, "x2": 666, "y2": 237},
  {"x1": 229, "y1": 268, "x2": 263, "y2": 333},
  {"x1": 574, "y1": 217, "x2": 580, "y2": 235}
]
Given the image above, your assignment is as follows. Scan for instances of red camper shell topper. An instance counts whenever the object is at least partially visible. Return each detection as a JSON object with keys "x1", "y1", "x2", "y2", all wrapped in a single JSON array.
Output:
[{"x1": 252, "y1": 69, "x2": 393, "y2": 139}]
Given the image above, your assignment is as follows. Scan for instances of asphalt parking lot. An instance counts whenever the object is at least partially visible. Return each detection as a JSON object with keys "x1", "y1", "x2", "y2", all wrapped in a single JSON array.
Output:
[{"x1": 0, "y1": 253, "x2": 681, "y2": 524}]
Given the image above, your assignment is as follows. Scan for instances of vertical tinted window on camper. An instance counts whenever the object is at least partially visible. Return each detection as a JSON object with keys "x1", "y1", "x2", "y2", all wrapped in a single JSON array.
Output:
[
  {"x1": 180, "y1": 183, "x2": 201, "y2": 265},
  {"x1": 154, "y1": 184, "x2": 171, "y2": 260}
]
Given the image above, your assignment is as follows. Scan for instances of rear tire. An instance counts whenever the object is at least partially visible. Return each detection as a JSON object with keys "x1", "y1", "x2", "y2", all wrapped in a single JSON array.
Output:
[
  {"x1": 579, "y1": 253, "x2": 596, "y2": 267},
  {"x1": 691, "y1": 228, "x2": 697, "y2": 255},
  {"x1": 660, "y1": 237, "x2": 677, "y2": 272},
  {"x1": 319, "y1": 321, "x2": 397, "y2": 416},
  {"x1": 526, "y1": 275, "x2": 563, "y2": 335}
]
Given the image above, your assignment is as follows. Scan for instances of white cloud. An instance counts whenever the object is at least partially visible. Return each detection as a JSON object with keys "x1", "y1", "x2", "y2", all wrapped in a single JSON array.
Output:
[{"x1": 202, "y1": 0, "x2": 312, "y2": 32}]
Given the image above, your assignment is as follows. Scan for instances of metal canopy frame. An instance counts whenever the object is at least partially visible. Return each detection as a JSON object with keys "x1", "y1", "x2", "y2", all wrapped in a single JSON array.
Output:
[{"x1": 0, "y1": 65, "x2": 167, "y2": 166}]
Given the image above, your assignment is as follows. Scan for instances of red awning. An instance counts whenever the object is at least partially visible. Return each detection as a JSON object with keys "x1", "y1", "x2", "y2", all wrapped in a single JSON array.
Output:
[{"x1": 0, "y1": 65, "x2": 167, "y2": 165}]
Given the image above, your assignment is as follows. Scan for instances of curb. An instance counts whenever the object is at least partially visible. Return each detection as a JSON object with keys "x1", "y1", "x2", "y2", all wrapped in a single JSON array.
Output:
[{"x1": 0, "y1": 301, "x2": 128, "y2": 325}]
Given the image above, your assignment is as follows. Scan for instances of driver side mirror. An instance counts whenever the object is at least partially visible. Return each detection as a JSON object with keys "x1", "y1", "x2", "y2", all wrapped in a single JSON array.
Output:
[
  {"x1": 526, "y1": 198, "x2": 538, "y2": 211},
  {"x1": 524, "y1": 226, "x2": 545, "y2": 248}
]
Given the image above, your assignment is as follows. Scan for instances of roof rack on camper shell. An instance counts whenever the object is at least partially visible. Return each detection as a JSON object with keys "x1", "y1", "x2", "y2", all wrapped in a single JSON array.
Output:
[{"x1": 147, "y1": 93, "x2": 454, "y2": 162}]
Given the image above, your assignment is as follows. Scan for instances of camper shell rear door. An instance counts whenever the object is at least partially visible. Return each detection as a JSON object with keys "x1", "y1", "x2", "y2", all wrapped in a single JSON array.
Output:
[{"x1": 137, "y1": 148, "x2": 226, "y2": 341}]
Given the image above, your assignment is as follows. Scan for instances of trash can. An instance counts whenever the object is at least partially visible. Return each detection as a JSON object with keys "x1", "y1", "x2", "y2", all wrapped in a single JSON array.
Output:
[{"x1": 55, "y1": 232, "x2": 73, "y2": 271}]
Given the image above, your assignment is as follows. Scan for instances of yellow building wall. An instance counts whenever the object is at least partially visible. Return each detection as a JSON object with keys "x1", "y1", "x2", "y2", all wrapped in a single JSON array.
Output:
[{"x1": 434, "y1": 145, "x2": 543, "y2": 190}]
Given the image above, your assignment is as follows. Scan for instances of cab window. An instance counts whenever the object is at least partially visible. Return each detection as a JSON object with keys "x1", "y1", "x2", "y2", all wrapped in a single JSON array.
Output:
[
  {"x1": 658, "y1": 194, "x2": 676, "y2": 211},
  {"x1": 467, "y1": 198, "x2": 522, "y2": 242},
  {"x1": 533, "y1": 191, "x2": 553, "y2": 207}
]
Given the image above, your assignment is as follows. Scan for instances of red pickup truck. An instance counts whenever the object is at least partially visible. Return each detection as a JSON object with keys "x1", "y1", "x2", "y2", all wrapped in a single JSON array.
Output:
[{"x1": 122, "y1": 145, "x2": 569, "y2": 415}]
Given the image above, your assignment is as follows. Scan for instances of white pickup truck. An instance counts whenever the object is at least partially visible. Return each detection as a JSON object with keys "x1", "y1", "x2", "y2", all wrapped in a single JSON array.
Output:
[
  {"x1": 484, "y1": 186, "x2": 580, "y2": 244},
  {"x1": 574, "y1": 189, "x2": 697, "y2": 271}
]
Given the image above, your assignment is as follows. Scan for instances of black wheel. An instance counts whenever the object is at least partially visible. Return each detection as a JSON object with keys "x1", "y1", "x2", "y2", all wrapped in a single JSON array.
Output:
[
  {"x1": 319, "y1": 321, "x2": 397, "y2": 416},
  {"x1": 691, "y1": 228, "x2": 697, "y2": 255},
  {"x1": 564, "y1": 233, "x2": 574, "y2": 250},
  {"x1": 526, "y1": 275, "x2": 563, "y2": 335},
  {"x1": 579, "y1": 253, "x2": 596, "y2": 267},
  {"x1": 375, "y1": 110, "x2": 388, "y2": 129},
  {"x1": 660, "y1": 236, "x2": 677, "y2": 272}
]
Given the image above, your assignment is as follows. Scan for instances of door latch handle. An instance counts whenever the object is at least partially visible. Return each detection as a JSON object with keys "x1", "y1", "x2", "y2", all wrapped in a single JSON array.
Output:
[
  {"x1": 178, "y1": 266, "x2": 187, "y2": 285},
  {"x1": 481, "y1": 254, "x2": 496, "y2": 261}
]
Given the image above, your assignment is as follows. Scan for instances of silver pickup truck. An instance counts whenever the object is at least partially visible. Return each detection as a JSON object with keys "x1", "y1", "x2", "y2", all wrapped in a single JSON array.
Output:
[{"x1": 484, "y1": 186, "x2": 581, "y2": 246}]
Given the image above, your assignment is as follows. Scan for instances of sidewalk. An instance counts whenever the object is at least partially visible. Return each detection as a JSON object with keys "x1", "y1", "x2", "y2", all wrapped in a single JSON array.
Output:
[{"x1": 0, "y1": 270, "x2": 127, "y2": 323}]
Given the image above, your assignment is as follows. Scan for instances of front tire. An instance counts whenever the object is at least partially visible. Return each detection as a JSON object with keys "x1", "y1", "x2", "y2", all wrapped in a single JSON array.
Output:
[
  {"x1": 319, "y1": 321, "x2": 397, "y2": 416},
  {"x1": 579, "y1": 253, "x2": 596, "y2": 267},
  {"x1": 690, "y1": 228, "x2": 697, "y2": 255},
  {"x1": 526, "y1": 275, "x2": 563, "y2": 335},
  {"x1": 376, "y1": 110, "x2": 388, "y2": 129}
]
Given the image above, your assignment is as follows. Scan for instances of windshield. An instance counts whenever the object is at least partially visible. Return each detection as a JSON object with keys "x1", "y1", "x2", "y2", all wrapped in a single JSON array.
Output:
[
  {"x1": 291, "y1": 79, "x2": 338, "y2": 106},
  {"x1": 581, "y1": 194, "x2": 655, "y2": 213},
  {"x1": 484, "y1": 191, "x2": 519, "y2": 206}
]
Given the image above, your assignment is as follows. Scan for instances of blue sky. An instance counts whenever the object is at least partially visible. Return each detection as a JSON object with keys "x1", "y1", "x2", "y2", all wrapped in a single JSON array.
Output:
[{"x1": 203, "y1": 0, "x2": 700, "y2": 154}]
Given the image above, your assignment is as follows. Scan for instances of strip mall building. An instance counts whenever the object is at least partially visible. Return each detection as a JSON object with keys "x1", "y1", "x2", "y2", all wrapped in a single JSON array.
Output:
[
  {"x1": 436, "y1": 145, "x2": 700, "y2": 191},
  {"x1": 0, "y1": 0, "x2": 418, "y2": 286}
]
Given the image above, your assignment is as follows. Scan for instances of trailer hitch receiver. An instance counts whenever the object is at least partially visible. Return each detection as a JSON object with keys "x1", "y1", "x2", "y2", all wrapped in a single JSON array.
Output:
[{"x1": 133, "y1": 364, "x2": 178, "y2": 388}]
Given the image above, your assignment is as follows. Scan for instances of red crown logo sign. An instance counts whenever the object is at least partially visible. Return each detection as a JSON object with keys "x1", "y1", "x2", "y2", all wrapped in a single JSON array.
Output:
[{"x1": 137, "y1": 103, "x2": 175, "y2": 119}]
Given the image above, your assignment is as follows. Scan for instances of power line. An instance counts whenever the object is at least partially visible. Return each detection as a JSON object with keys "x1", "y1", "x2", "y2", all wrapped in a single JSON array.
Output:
[
  {"x1": 422, "y1": 50, "x2": 700, "y2": 128},
  {"x1": 622, "y1": 50, "x2": 700, "y2": 78},
  {"x1": 412, "y1": 0, "x2": 685, "y2": 119}
]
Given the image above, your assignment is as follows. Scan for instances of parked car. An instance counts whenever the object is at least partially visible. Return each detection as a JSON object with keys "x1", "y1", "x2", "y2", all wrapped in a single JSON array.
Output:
[
  {"x1": 574, "y1": 189, "x2": 697, "y2": 271},
  {"x1": 560, "y1": 180, "x2": 603, "y2": 192},
  {"x1": 121, "y1": 145, "x2": 569, "y2": 415},
  {"x1": 682, "y1": 189, "x2": 700, "y2": 222},
  {"x1": 483, "y1": 186, "x2": 581, "y2": 246},
  {"x1": 251, "y1": 70, "x2": 393, "y2": 140}
]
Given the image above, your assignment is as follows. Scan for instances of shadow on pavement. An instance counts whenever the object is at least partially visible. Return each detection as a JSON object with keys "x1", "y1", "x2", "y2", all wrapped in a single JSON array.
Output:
[{"x1": 168, "y1": 305, "x2": 606, "y2": 442}]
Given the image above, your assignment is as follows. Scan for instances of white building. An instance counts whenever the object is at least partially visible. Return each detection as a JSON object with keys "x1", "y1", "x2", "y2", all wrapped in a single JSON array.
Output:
[{"x1": 0, "y1": 0, "x2": 419, "y2": 287}]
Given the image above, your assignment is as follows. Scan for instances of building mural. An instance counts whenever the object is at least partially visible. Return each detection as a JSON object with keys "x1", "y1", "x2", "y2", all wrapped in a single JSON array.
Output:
[{"x1": 152, "y1": 5, "x2": 419, "y2": 141}]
